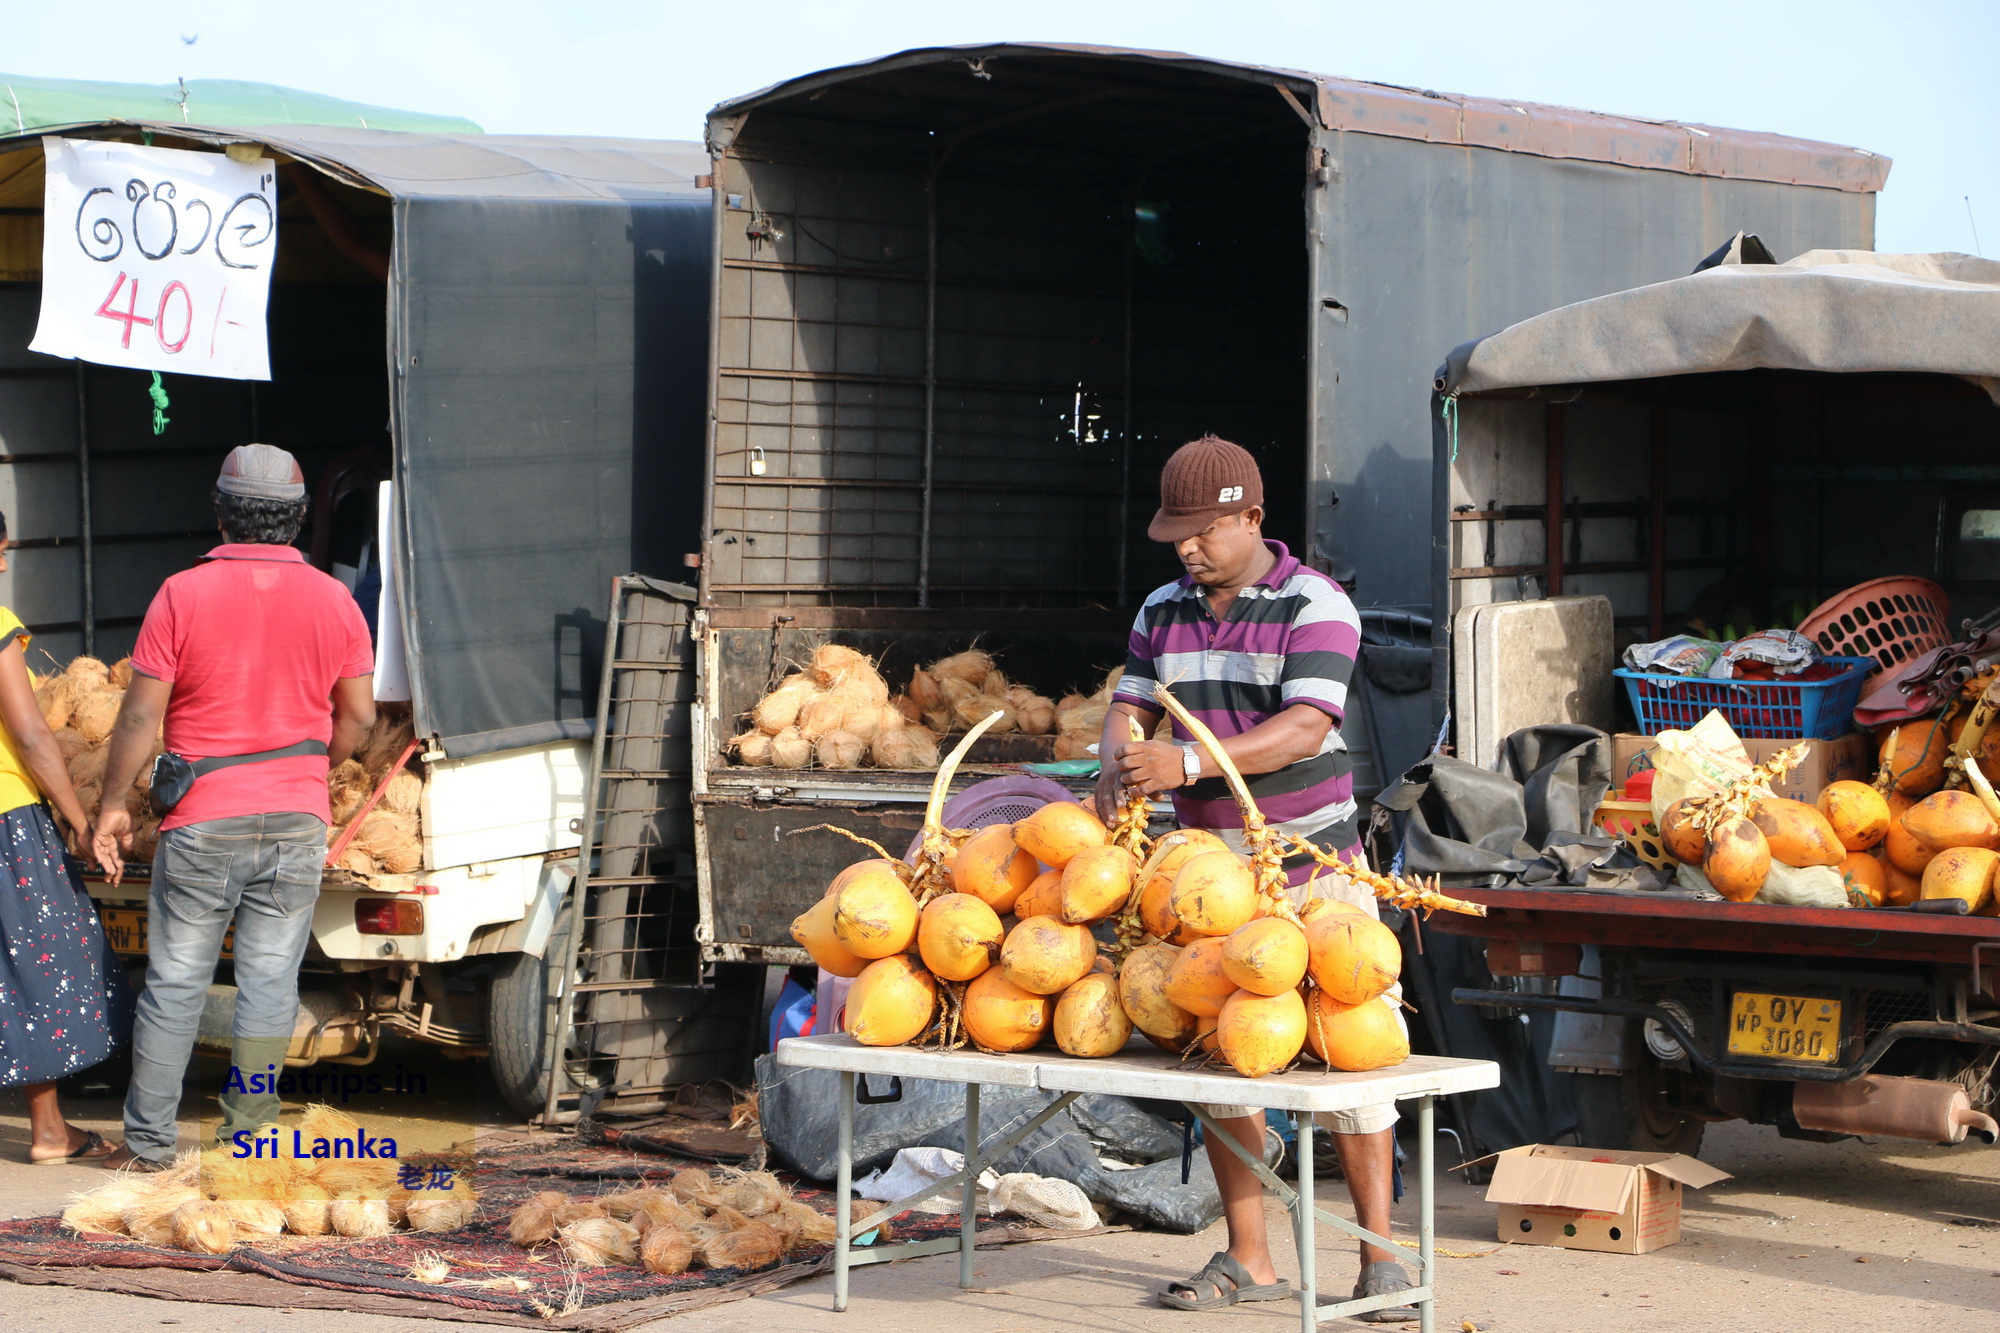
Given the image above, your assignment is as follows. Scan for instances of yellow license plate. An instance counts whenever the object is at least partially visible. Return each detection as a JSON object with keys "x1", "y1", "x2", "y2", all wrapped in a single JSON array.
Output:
[
  {"x1": 1727, "y1": 991, "x2": 1840, "y2": 1063},
  {"x1": 97, "y1": 907, "x2": 233, "y2": 960}
]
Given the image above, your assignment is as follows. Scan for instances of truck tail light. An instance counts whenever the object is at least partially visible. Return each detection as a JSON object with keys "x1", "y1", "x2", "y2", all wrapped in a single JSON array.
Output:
[{"x1": 354, "y1": 898, "x2": 424, "y2": 935}]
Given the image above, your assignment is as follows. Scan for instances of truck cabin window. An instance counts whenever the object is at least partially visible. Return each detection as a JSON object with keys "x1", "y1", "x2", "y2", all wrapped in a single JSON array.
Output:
[{"x1": 1959, "y1": 509, "x2": 2000, "y2": 582}]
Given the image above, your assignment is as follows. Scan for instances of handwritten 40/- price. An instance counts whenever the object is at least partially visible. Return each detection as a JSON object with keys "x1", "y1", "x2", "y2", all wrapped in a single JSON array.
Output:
[{"x1": 94, "y1": 271, "x2": 212, "y2": 353}]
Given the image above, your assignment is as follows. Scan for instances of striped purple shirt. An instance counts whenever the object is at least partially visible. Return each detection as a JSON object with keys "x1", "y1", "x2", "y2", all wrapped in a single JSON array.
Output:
[{"x1": 1113, "y1": 541, "x2": 1363, "y2": 848}]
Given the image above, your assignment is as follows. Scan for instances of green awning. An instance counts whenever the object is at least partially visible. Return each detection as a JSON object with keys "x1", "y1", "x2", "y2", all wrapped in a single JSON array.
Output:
[{"x1": 0, "y1": 73, "x2": 481, "y2": 137}]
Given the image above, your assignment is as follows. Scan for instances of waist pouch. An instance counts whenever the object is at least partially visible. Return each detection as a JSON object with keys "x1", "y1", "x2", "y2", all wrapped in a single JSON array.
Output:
[{"x1": 149, "y1": 740, "x2": 330, "y2": 817}]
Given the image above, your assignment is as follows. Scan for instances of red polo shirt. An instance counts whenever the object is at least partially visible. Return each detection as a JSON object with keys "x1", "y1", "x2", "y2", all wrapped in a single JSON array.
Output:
[{"x1": 131, "y1": 545, "x2": 375, "y2": 831}]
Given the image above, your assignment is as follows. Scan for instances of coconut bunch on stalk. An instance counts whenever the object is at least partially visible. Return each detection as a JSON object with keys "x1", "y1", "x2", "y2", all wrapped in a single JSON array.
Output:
[
  {"x1": 327, "y1": 704, "x2": 422, "y2": 877},
  {"x1": 907, "y1": 648, "x2": 1057, "y2": 739},
  {"x1": 790, "y1": 692, "x2": 1486, "y2": 1078},
  {"x1": 60, "y1": 1104, "x2": 476, "y2": 1252},
  {"x1": 731, "y1": 644, "x2": 943, "y2": 771},
  {"x1": 505, "y1": 1169, "x2": 844, "y2": 1276}
]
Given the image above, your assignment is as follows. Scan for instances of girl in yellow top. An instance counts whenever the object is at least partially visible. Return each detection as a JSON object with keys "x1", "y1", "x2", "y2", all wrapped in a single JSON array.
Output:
[{"x1": 0, "y1": 515, "x2": 126, "y2": 1162}]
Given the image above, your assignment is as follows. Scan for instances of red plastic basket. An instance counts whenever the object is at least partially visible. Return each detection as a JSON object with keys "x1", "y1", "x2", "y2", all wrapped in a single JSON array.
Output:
[{"x1": 1797, "y1": 577, "x2": 1950, "y2": 687}]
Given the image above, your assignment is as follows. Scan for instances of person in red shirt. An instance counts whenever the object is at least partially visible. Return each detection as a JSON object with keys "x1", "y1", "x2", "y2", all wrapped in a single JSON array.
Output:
[{"x1": 98, "y1": 445, "x2": 377, "y2": 1171}]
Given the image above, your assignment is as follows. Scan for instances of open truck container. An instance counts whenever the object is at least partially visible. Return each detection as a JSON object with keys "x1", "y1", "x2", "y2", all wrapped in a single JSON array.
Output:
[
  {"x1": 1425, "y1": 248, "x2": 2000, "y2": 1153},
  {"x1": 688, "y1": 43, "x2": 1883, "y2": 972},
  {"x1": 0, "y1": 120, "x2": 712, "y2": 1116}
]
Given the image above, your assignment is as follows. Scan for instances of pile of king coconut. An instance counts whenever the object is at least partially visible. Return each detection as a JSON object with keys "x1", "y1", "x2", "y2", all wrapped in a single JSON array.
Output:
[
  {"x1": 35, "y1": 654, "x2": 420, "y2": 876},
  {"x1": 730, "y1": 644, "x2": 1122, "y2": 771},
  {"x1": 792, "y1": 697, "x2": 1492, "y2": 1077}
]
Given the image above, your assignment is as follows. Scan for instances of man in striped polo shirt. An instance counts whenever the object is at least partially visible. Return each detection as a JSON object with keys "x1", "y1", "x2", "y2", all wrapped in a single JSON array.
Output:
[{"x1": 1094, "y1": 435, "x2": 1415, "y2": 1320}]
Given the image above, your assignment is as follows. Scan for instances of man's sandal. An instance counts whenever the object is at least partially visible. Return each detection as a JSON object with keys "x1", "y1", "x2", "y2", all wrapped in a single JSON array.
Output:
[
  {"x1": 1349, "y1": 1260, "x2": 1420, "y2": 1323},
  {"x1": 1159, "y1": 1251, "x2": 1291, "y2": 1310}
]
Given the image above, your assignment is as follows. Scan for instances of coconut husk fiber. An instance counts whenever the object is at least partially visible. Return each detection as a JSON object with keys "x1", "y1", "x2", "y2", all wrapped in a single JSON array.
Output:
[
  {"x1": 356, "y1": 709, "x2": 416, "y2": 774},
  {"x1": 909, "y1": 668, "x2": 943, "y2": 712},
  {"x1": 952, "y1": 693, "x2": 1016, "y2": 734},
  {"x1": 60, "y1": 1172, "x2": 152, "y2": 1236},
  {"x1": 327, "y1": 759, "x2": 370, "y2": 825},
  {"x1": 506, "y1": 1190, "x2": 569, "y2": 1247},
  {"x1": 699, "y1": 1207, "x2": 785, "y2": 1271},
  {"x1": 1006, "y1": 686, "x2": 1055, "y2": 735},
  {"x1": 221, "y1": 1197, "x2": 287, "y2": 1238},
  {"x1": 109, "y1": 656, "x2": 135, "y2": 688},
  {"x1": 122, "y1": 1185, "x2": 201, "y2": 1247},
  {"x1": 403, "y1": 1186, "x2": 479, "y2": 1234},
  {"x1": 66, "y1": 743, "x2": 109, "y2": 790},
  {"x1": 329, "y1": 1193, "x2": 394, "y2": 1238},
  {"x1": 51, "y1": 725, "x2": 87, "y2": 763},
  {"x1": 891, "y1": 693, "x2": 922, "y2": 724},
  {"x1": 70, "y1": 689, "x2": 123, "y2": 745},
  {"x1": 718, "y1": 1170, "x2": 787, "y2": 1218},
  {"x1": 809, "y1": 645, "x2": 888, "y2": 704},
  {"x1": 668, "y1": 1168, "x2": 724, "y2": 1210},
  {"x1": 628, "y1": 1192, "x2": 706, "y2": 1237},
  {"x1": 981, "y1": 670, "x2": 1010, "y2": 699},
  {"x1": 280, "y1": 1180, "x2": 333, "y2": 1236},
  {"x1": 1053, "y1": 732, "x2": 1097, "y2": 761}
]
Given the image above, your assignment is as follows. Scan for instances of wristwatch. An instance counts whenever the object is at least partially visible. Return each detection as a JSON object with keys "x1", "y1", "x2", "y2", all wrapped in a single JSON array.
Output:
[{"x1": 1179, "y1": 743, "x2": 1201, "y2": 787}]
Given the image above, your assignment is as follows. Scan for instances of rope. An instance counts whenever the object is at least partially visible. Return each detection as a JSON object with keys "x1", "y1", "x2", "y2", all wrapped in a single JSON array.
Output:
[
  {"x1": 1441, "y1": 394, "x2": 1461, "y2": 463},
  {"x1": 1395, "y1": 1237, "x2": 1501, "y2": 1259},
  {"x1": 148, "y1": 372, "x2": 170, "y2": 435}
]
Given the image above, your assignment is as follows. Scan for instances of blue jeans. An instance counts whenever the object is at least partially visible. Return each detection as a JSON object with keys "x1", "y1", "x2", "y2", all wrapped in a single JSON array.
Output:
[{"x1": 122, "y1": 812, "x2": 326, "y2": 1161}]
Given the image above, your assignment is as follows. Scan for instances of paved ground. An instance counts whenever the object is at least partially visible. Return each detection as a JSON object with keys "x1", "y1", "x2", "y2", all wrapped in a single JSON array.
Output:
[{"x1": 0, "y1": 1079, "x2": 1994, "y2": 1332}]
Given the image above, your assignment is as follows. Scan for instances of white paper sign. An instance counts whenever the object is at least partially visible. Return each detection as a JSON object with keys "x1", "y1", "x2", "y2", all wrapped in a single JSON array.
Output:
[{"x1": 30, "y1": 136, "x2": 277, "y2": 380}]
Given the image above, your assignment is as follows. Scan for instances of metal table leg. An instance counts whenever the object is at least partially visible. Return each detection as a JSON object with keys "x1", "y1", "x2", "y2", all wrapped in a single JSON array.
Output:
[
  {"x1": 1418, "y1": 1095, "x2": 1435, "y2": 1333},
  {"x1": 1294, "y1": 1111, "x2": 1316, "y2": 1333},
  {"x1": 836, "y1": 1070, "x2": 854, "y2": 1313},
  {"x1": 960, "y1": 1082, "x2": 980, "y2": 1289}
]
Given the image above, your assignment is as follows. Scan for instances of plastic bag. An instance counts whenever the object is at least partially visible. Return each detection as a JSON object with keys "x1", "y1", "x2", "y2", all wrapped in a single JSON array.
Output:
[
  {"x1": 1719, "y1": 629, "x2": 1819, "y2": 679},
  {"x1": 1754, "y1": 860, "x2": 1849, "y2": 909},
  {"x1": 1649, "y1": 710, "x2": 1754, "y2": 825},
  {"x1": 1623, "y1": 635, "x2": 1725, "y2": 676},
  {"x1": 989, "y1": 1173, "x2": 1099, "y2": 1230},
  {"x1": 854, "y1": 1146, "x2": 996, "y2": 1214}
]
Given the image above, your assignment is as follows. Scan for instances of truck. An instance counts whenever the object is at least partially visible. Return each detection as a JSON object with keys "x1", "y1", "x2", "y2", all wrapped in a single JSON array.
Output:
[
  {"x1": 1424, "y1": 246, "x2": 2000, "y2": 1153},
  {"x1": 660, "y1": 46, "x2": 1885, "y2": 1044},
  {"x1": 0, "y1": 113, "x2": 713, "y2": 1118}
]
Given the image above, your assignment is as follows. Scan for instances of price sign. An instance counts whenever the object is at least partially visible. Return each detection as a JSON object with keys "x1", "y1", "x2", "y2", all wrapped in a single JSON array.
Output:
[{"x1": 30, "y1": 136, "x2": 277, "y2": 380}]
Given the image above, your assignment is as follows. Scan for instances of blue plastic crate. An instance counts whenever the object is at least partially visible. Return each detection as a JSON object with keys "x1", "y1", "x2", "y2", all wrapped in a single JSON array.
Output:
[{"x1": 1614, "y1": 656, "x2": 1875, "y2": 740}]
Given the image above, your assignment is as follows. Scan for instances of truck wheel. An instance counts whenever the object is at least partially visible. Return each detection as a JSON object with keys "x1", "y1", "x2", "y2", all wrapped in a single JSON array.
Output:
[
  {"x1": 1570, "y1": 1064, "x2": 1705, "y2": 1155},
  {"x1": 487, "y1": 908, "x2": 586, "y2": 1120}
]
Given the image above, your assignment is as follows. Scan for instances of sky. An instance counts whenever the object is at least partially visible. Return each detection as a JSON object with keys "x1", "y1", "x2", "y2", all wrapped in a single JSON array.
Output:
[{"x1": 5, "y1": 0, "x2": 1994, "y2": 256}]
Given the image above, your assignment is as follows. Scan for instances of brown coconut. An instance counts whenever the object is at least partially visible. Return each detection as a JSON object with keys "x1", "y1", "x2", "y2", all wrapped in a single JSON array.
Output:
[
  {"x1": 929, "y1": 650, "x2": 995, "y2": 685},
  {"x1": 357, "y1": 710, "x2": 417, "y2": 774},
  {"x1": 909, "y1": 668, "x2": 944, "y2": 713},
  {"x1": 777, "y1": 1198, "x2": 838, "y2": 1247},
  {"x1": 629, "y1": 1192, "x2": 707, "y2": 1237},
  {"x1": 171, "y1": 1198, "x2": 238, "y2": 1254},
  {"x1": 68, "y1": 743, "x2": 109, "y2": 790},
  {"x1": 891, "y1": 693, "x2": 923, "y2": 724},
  {"x1": 355, "y1": 810, "x2": 422, "y2": 874},
  {"x1": 379, "y1": 769, "x2": 424, "y2": 816},
  {"x1": 221, "y1": 1197, "x2": 287, "y2": 1238},
  {"x1": 719, "y1": 1170, "x2": 788, "y2": 1217},
  {"x1": 559, "y1": 1216, "x2": 639, "y2": 1266},
  {"x1": 405, "y1": 1185, "x2": 480, "y2": 1234},
  {"x1": 810, "y1": 644, "x2": 873, "y2": 688},
  {"x1": 329, "y1": 1193, "x2": 394, "y2": 1238},
  {"x1": 700, "y1": 1208, "x2": 785, "y2": 1271},
  {"x1": 981, "y1": 669, "x2": 1011, "y2": 699},
  {"x1": 124, "y1": 1185, "x2": 202, "y2": 1247},
  {"x1": 816, "y1": 730, "x2": 868, "y2": 770},
  {"x1": 35, "y1": 673, "x2": 77, "y2": 730},
  {"x1": 1007, "y1": 688, "x2": 1056, "y2": 735},
  {"x1": 669, "y1": 1168, "x2": 725, "y2": 1210},
  {"x1": 871, "y1": 724, "x2": 939, "y2": 770},
  {"x1": 951, "y1": 692, "x2": 1017, "y2": 734},
  {"x1": 109, "y1": 656, "x2": 135, "y2": 688},
  {"x1": 328, "y1": 759, "x2": 370, "y2": 824},
  {"x1": 51, "y1": 726, "x2": 88, "y2": 763},
  {"x1": 508, "y1": 1191, "x2": 569, "y2": 1247},
  {"x1": 753, "y1": 673, "x2": 819, "y2": 734},
  {"x1": 71, "y1": 689, "x2": 124, "y2": 744},
  {"x1": 640, "y1": 1224, "x2": 694, "y2": 1275},
  {"x1": 733, "y1": 731, "x2": 775, "y2": 766},
  {"x1": 762, "y1": 725, "x2": 808, "y2": 768},
  {"x1": 280, "y1": 1180, "x2": 333, "y2": 1235},
  {"x1": 64, "y1": 655, "x2": 112, "y2": 692}
]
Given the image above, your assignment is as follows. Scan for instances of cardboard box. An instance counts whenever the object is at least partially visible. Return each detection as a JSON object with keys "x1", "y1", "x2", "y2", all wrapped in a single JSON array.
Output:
[
  {"x1": 1485, "y1": 1144, "x2": 1731, "y2": 1254},
  {"x1": 1610, "y1": 731, "x2": 1872, "y2": 804}
]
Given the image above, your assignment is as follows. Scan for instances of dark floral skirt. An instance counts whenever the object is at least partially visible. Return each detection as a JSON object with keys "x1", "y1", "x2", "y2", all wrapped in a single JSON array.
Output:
[{"x1": 0, "y1": 802, "x2": 132, "y2": 1087}]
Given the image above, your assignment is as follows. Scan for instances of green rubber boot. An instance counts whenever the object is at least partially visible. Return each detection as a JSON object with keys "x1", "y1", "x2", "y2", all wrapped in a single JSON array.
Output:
[{"x1": 214, "y1": 1035, "x2": 294, "y2": 1150}]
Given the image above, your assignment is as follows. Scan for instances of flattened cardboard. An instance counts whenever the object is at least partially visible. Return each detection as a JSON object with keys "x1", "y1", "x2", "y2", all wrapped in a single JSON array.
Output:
[{"x1": 1482, "y1": 1144, "x2": 1732, "y2": 1254}]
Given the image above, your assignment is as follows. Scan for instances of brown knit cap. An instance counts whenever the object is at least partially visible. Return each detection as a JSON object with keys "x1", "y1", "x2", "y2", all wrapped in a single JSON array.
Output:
[{"x1": 1147, "y1": 435, "x2": 1264, "y2": 543}]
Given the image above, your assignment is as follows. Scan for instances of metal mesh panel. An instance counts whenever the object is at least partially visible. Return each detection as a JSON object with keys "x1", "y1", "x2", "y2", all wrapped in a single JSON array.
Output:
[{"x1": 544, "y1": 576, "x2": 754, "y2": 1119}]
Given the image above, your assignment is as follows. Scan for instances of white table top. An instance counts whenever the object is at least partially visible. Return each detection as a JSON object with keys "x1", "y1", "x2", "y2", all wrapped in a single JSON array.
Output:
[{"x1": 775, "y1": 1034, "x2": 1499, "y2": 1112}]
